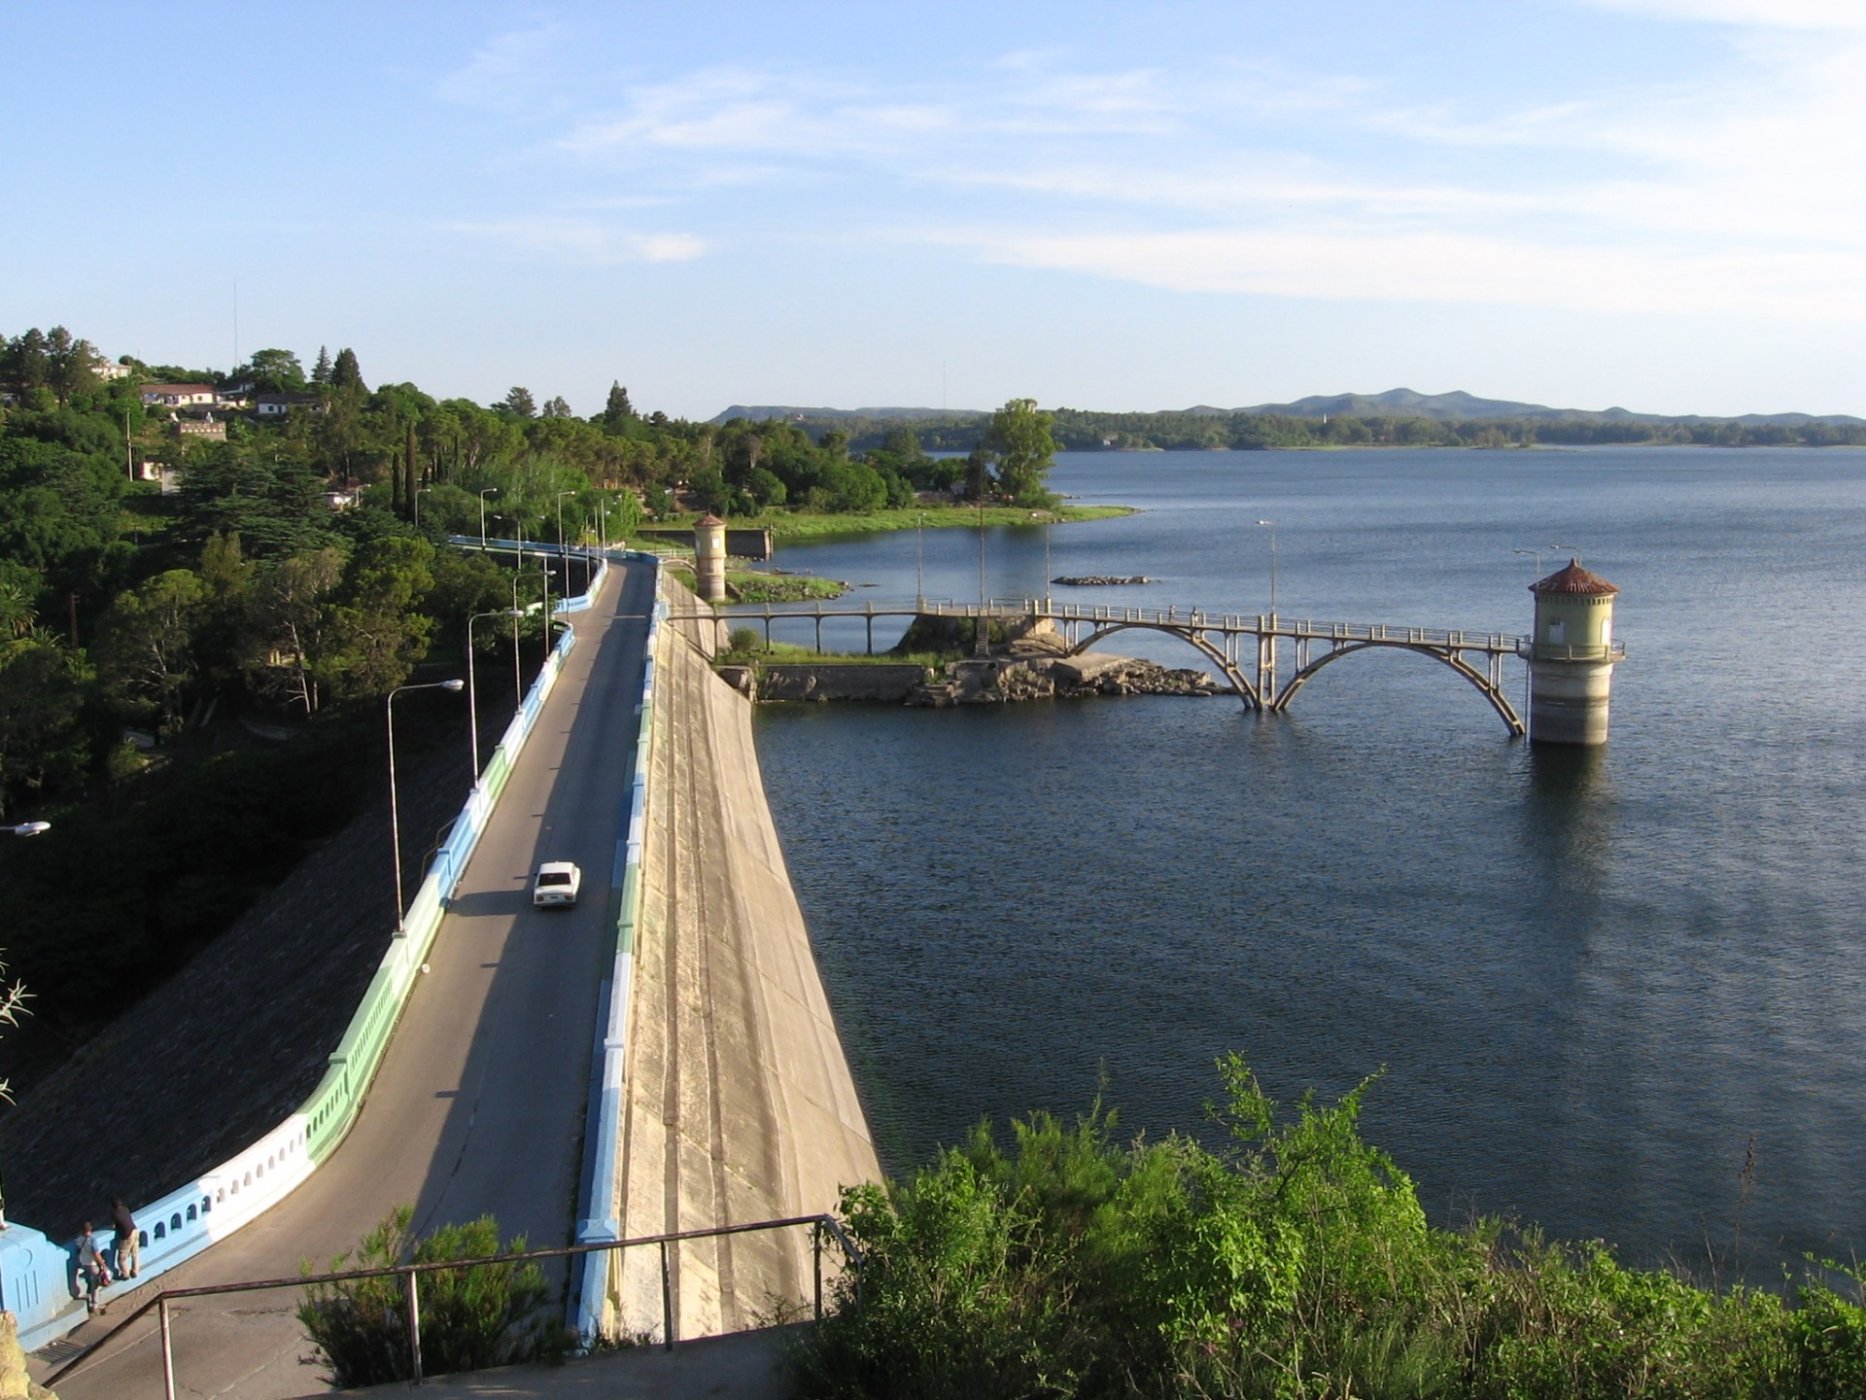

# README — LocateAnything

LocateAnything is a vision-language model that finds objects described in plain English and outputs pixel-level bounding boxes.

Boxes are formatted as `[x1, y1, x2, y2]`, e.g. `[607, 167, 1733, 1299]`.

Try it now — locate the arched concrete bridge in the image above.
[703, 597, 1531, 736]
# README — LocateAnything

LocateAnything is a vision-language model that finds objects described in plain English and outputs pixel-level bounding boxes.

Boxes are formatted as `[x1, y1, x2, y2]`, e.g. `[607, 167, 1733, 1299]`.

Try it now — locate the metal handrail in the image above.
[46, 1211, 860, 1394]
[673, 600, 1531, 654]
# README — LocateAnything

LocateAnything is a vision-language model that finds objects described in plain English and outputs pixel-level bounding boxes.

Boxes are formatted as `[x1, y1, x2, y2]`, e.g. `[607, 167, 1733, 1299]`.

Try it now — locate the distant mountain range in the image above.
[713, 390, 1863, 427]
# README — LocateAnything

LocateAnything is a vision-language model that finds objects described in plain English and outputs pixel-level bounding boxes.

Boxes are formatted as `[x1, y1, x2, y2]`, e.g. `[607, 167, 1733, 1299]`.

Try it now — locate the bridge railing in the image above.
[894, 598, 1529, 652]
[573, 562, 664, 1344]
[1521, 640, 1629, 662]
[44, 1211, 863, 1392]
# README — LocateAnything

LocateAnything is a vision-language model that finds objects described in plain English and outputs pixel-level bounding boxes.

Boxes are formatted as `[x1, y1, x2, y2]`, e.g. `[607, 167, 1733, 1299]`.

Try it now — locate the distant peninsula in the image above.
[711, 389, 1866, 452]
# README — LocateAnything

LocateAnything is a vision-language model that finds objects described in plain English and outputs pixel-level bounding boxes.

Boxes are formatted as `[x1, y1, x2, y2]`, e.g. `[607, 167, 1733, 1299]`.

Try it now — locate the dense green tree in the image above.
[0, 435, 126, 607]
[742, 466, 786, 510]
[242, 547, 345, 715]
[541, 395, 572, 419]
[318, 536, 436, 701]
[328, 347, 365, 392]
[600, 381, 635, 428]
[0, 638, 90, 816]
[44, 327, 97, 406]
[195, 532, 255, 694]
[237, 348, 307, 393]
[0, 559, 41, 640]
[177, 441, 333, 557]
[984, 398, 1058, 505]
[92, 569, 208, 733]
[499, 386, 537, 419]
[3, 329, 51, 394]
[425, 549, 509, 650]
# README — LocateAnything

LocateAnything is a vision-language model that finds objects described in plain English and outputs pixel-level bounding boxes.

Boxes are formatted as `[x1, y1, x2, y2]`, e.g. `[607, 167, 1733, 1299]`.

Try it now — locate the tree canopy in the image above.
[982, 397, 1059, 505]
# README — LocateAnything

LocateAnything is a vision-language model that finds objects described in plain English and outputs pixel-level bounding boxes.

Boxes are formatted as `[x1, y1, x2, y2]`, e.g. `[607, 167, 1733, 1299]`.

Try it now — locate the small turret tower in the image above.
[1525, 560, 1624, 745]
[693, 514, 728, 604]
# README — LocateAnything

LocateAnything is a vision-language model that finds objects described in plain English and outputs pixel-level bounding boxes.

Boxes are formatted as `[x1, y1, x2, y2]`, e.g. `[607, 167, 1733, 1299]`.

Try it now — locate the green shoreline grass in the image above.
[738, 503, 1132, 540]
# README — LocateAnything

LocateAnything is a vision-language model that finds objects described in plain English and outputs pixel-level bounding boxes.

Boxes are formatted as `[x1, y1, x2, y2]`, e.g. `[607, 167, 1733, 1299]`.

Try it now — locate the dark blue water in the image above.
[749, 448, 1866, 1279]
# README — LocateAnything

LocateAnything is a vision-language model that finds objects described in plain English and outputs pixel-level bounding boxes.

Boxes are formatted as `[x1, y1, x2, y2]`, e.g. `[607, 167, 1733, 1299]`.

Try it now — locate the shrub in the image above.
[297, 1206, 564, 1387]
[791, 1058, 1866, 1400]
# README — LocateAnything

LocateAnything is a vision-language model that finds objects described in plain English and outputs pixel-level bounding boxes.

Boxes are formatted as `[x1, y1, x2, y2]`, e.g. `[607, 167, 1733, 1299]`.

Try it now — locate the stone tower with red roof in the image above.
[1525, 559, 1624, 745]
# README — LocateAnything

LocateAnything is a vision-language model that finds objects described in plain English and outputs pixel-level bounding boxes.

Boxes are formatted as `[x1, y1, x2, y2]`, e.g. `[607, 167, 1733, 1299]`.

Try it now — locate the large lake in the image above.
[745, 446, 1866, 1280]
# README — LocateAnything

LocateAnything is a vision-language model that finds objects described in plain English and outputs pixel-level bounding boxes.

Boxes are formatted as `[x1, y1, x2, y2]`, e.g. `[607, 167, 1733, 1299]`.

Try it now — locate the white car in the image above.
[532, 861, 582, 908]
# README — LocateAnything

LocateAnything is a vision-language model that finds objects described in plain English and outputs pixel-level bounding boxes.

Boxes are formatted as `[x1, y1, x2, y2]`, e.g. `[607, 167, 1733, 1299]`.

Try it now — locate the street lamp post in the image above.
[916, 512, 925, 609]
[1044, 518, 1053, 612]
[387, 679, 465, 931]
[1513, 546, 1543, 577]
[510, 569, 524, 704]
[466, 609, 521, 780]
[976, 498, 989, 656]
[1256, 520, 1278, 618]
[478, 488, 499, 549]
[556, 491, 580, 594]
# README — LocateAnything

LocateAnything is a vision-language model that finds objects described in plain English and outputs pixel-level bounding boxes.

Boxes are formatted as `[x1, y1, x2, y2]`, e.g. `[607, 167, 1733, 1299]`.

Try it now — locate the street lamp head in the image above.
[438, 679, 465, 692]
[6, 821, 50, 836]
[1257, 519, 1274, 527]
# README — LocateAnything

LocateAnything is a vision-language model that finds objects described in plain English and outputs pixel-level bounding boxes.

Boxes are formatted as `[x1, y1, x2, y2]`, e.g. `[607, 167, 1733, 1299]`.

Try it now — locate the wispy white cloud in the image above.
[930, 224, 1866, 321]
[437, 21, 565, 109]
[510, 7, 1866, 323]
[449, 215, 707, 265]
[1584, 0, 1866, 29]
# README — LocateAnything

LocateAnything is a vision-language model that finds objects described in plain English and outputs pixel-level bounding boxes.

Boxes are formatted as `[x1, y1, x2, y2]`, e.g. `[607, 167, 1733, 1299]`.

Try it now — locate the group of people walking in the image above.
[72, 1199, 139, 1316]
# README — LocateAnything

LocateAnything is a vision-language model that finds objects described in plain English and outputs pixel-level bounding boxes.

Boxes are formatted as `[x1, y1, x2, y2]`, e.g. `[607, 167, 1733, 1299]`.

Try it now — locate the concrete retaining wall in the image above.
[594, 579, 880, 1343]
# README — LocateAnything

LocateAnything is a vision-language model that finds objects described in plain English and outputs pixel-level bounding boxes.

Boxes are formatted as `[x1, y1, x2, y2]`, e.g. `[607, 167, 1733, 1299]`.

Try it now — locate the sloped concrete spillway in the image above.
[610, 579, 880, 1339]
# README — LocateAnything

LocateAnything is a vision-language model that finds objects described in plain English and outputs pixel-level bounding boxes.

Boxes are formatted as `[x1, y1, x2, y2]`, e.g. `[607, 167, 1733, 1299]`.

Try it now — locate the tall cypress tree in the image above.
[329, 347, 364, 393]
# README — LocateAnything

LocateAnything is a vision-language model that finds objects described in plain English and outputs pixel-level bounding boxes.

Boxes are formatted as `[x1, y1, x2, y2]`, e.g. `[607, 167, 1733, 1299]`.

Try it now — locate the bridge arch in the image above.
[1272, 640, 1523, 734]
[1063, 622, 1264, 708]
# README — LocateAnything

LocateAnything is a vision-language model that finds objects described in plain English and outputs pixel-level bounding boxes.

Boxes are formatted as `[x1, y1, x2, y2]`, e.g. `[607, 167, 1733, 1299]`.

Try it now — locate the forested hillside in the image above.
[0, 333, 1059, 1078]
[770, 403, 1866, 452]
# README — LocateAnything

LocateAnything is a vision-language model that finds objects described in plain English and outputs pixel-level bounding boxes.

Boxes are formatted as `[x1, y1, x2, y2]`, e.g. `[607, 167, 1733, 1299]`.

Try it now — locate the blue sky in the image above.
[8, 0, 1864, 419]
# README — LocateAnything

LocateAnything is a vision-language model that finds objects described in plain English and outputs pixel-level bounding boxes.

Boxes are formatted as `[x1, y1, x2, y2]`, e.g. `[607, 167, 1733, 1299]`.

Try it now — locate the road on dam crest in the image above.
[49, 560, 657, 1399]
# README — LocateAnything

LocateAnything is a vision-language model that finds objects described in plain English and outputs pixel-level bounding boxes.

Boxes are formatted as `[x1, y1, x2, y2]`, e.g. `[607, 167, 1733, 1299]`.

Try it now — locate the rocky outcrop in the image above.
[1, 1310, 57, 1397]
[755, 664, 930, 702]
[905, 654, 1218, 706]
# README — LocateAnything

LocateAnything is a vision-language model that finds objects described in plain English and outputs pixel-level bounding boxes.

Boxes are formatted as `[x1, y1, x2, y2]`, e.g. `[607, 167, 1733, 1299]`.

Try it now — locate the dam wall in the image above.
[592, 576, 879, 1342]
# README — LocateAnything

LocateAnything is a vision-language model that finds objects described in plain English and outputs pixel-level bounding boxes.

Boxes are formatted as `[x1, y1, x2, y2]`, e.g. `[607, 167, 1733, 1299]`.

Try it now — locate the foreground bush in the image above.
[790, 1055, 1865, 1400]
[297, 1206, 564, 1386]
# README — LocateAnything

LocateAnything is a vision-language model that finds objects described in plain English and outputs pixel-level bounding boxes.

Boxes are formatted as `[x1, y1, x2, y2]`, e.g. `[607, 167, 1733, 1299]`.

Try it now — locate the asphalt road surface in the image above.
[45, 559, 656, 1400]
